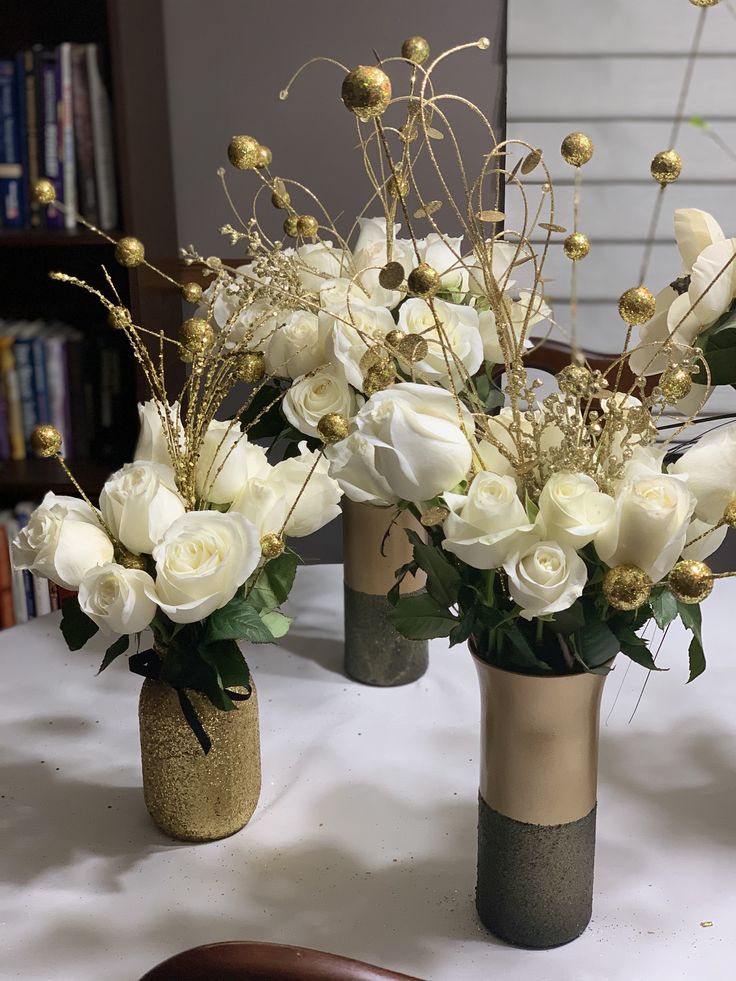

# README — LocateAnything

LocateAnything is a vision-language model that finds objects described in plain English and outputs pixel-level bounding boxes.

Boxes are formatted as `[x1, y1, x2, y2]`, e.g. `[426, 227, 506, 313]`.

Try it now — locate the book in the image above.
[32, 332, 50, 426]
[65, 331, 90, 458]
[44, 328, 73, 456]
[0, 512, 28, 625]
[57, 43, 76, 230]
[0, 330, 25, 460]
[13, 502, 36, 619]
[70, 44, 97, 225]
[0, 341, 9, 458]
[20, 49, 41, 227]
[12, 325, 39, 450]
[37, 48, 63, 228]
[0, 60, 25, 227]
[0, 524, 15, 628]
[86, 44, 117, 230]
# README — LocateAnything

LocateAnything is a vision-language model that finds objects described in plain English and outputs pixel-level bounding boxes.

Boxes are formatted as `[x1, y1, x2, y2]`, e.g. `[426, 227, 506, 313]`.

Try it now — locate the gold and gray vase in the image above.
[342, 499, 428, 686]
[138, 678, 261, 842]
[473, 655, 607, 948]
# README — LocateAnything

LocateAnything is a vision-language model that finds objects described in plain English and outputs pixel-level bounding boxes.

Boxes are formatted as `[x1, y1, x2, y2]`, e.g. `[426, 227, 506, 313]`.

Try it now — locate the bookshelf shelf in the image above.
[0, 228, 120, 247]
[0, 458, 113, 499]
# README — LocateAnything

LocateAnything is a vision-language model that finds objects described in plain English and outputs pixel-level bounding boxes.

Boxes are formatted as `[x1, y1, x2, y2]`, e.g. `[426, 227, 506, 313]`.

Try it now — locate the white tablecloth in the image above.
[1, 564, 734, 980]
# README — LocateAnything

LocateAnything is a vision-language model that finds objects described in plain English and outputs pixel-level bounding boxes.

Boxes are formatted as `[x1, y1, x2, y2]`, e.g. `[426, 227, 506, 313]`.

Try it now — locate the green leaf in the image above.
[689, 115, 709, 130]
[619, 633, 666, 672]
[389, 592, 457, 640]
[205, 596, 275, 644]
[548, 600, 585, 635]
[575, 616, 620, 668]
[60, 596, 99, 651]
[97, 634, 129, 674]
[687, 634, 706, 683]
[693, 307, 736, 384]
[412, 541, 461, 607]
[524, 494, 539, 523]
[259, 610, 292, 639]
[239, 382, 287, 440]
[449, 614, 475, 647]
[248, 551, 299, 611]
[650, 588, 678, 630]
[200, 638, 251, 691]
[677, 601, 706, 682]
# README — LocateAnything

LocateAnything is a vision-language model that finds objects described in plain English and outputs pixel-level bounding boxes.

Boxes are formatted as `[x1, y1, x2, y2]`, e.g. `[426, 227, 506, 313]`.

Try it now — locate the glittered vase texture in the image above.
[342, 500, 428, 686]
[138, 678, 261, 842]
[473, 657, 607, 948]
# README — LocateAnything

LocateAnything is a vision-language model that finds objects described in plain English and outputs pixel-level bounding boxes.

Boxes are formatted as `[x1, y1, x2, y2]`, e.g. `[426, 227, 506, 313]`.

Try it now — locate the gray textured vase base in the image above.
[476, 794, 597, 949]
[344, 584, 428, 687]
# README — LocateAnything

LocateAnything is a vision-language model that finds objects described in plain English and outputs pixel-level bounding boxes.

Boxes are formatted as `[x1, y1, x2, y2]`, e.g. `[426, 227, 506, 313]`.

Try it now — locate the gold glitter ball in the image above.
[618, 286, 656, 325]
[260, 532, 285, 559]
[603, 564, 652, 611]
[181, 281, 203, 305]
[33, 178, 56, 205]
[651, 149, 683, 185]
[401, 35, 430, 64]
[398, 333, 429, 363]
[689, 1, 719, 6]
[317, 412, 349, 444]
[30, 423, 62, 458]
[341, 65, 392, 121]
[722, 499, 736, 528]
[407, 262, 441, 298]
[115, 236, 145, 268]
[384, 328, 405, 350]
[557, 363, 593, 397]
[235, 351, 266, 383]
[561, 132, 594, 167]
[659, 366, 692, 404]
[563, 232, 590, 261]
[107, 305, 131, 330]
[255, 144, 272, 169]
[668, 559, 713, 604]
[117, 549, 148, 571]
[296, 214, 319, 237]
[421, 506, 449, 527]
[379, 262, 405, 290]
[387, 172, 409, 198]
[179, 318, 214, 359]
[283, 214, 300, 237]
[227, 134, 260, 170]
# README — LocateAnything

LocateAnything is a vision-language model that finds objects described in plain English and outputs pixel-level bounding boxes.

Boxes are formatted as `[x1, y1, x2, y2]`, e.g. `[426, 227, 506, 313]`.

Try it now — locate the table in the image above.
[1, 565, 734, 980]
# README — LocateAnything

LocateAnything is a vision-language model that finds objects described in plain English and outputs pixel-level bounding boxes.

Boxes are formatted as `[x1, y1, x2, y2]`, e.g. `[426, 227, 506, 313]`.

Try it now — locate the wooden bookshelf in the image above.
[0, 0, 182, 505]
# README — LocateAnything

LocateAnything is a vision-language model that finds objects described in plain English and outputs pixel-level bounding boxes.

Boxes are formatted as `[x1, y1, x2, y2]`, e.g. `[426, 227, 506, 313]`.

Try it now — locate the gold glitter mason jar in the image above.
[138, 677, 261, 842]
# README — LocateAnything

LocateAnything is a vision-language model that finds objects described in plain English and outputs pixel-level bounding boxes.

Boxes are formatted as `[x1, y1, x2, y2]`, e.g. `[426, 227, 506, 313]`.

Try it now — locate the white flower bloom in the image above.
[397, 297, 483, 389]
[230, 474, 288, 537]
[477, 291, 547, 364]
[78, 563, 156, 635]
[354, 382, 474, 502]
[352, 217, 413, 307]
[282, 365, 358, 439]
[419, 233, 466, 290]
[685, 238, 736, 328]
[682, 518, 727, 562]
[147, 511, 260, 623]
[630, 288, 684, 377]
[466, 241, 519, 296]
[669, 422, 736, 523]
[195, 420, 269, 505]
[674, 208, 725, 275]
[269, 442, 343, 537]
[265, 308, 329, 379]
[537, 472, 615, 550]
[290, 241, 349, 293]
[325, 430, 398, 506]
[11, 492, 114, 590]
[442, 472, 532, 569]
[134, 400, 183, 466]
[503, 538, 587, 620]
[320, 276, 373, 313]
[596, 473, 695, 582]
[100, 462, 186, 556]
[327, 302, 398, 390]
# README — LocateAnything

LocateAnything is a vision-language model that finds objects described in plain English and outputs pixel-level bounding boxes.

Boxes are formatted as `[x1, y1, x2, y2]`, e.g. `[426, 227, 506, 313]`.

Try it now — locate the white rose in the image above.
[669, 422, 736, 523]
[595, 474, 695, 582]
[674, 208, 725, 275]
[230, 474, 288, 537]
[397, 297, 483, 389]
[482, 406, 565, 467]
[325, 430, 398, 505]
[355, 382, 474, 502]
[466, 241, 519, 296]
[419, 233, 466, 290]
[100, 462, 186, 556]
[148, 511, 260, 623]
[78, 563, 156, 634]
[282, 365, 358, 439]
[269, 442, 343, 537]
[685, 238, 736, 328]
[134, 400, 183, 466]
[537, 472, 615, 550]
[265, 308, 329, 379]
[503, 538, 587, 620]
[320, 276, 373, 313]
[630, 288, 679, 377]
[327, 302, 398, 389]
[290, 241, 349, 293]
[353, 217, 413, 307]
[682, 518, 728, 562]
[195, 420, 269, 505]
[477, 291, 545, 364]
[442, 472, 532, 569]
[11, 492, 114, 590]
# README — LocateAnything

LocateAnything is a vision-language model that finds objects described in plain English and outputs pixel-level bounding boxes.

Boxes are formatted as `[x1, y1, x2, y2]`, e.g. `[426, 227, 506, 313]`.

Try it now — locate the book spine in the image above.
[66, 335, 89, 457]
[0, 516, 28, 625]
[0, 340, 25, 460]
[70, 44, 97, 224]
[0, 525, 15, 629]
[39, 50, 63, 228]
[13, 338, 38, 449]
[0, 60, 24, 228]
[32, 335, 50, 425]
[44, 335, 71, 456]
[13, 53, 29, 227]
[86, 44, 117, 230]
[33, 574, 51, 616]
[13, 508, 36, 619]
[58, 44, 76, 230]
[23, 50, 41, 227]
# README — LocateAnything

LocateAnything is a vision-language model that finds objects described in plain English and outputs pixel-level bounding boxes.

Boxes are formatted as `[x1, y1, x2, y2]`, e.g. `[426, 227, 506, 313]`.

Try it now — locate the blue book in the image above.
[38, 49, 63, 228]
[0, 60, 25, 227]
[13, 334, 38, 448]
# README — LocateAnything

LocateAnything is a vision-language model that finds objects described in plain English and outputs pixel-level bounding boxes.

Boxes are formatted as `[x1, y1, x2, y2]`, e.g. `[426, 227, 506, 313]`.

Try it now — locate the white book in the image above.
[86, 44, 118, 230]
[58, 43, 77, 231]
[32, 575, 52, 617]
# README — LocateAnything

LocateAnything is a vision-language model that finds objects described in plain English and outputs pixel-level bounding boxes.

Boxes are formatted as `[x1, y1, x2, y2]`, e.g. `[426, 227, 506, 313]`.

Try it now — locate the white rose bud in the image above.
[195, 420, 270, 505]
[269, 442, 343, 537]
[419, 232, 466, 290]
[504, 538, 587, 620]
[674, 208, 725, 275]
[12, 492, 114, 590]
[596, 474, 695, 582]
[669, 422, 736, 523]
[352, 217, 413, 308]
[78, 563, 157, 634]
[325, 431, 398, 506]
[230, 475, 288, 537]
[355, 382, 474, 503]
[537, 472, 615, 550]
[282, 365, 358, 439]
[100, 462, 186, 555]
[442, 472, 533, 569]
[327, 303, 397, 389]
[134, 400, 184, 466]
[148, 511, 261, 623]
[397, 298, 483, 389]
[265, 308, 330, 379]
[291, 241, 349, 293]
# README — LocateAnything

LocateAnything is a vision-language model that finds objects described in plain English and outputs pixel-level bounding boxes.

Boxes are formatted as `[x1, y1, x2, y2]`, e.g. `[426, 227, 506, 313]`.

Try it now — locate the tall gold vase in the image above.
[342, 500, 428, 686]
[138, 678, 261, 842]
[473, 655, 607, 948]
